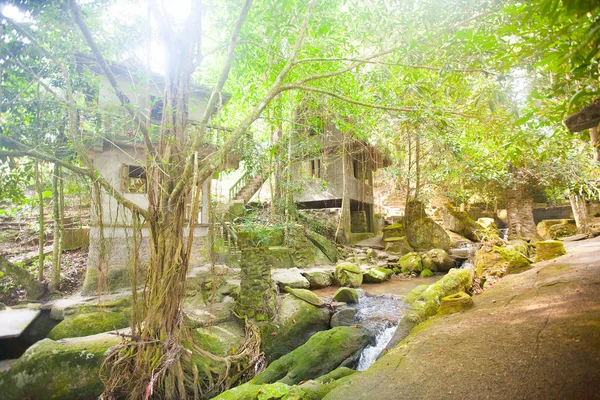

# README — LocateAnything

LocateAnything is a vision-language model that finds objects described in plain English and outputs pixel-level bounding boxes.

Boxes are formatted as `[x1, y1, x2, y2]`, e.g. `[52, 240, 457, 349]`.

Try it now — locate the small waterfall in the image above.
[357, 324, 397, 371]
[352, 293, 406, 371]
[499, 228, 509, 240]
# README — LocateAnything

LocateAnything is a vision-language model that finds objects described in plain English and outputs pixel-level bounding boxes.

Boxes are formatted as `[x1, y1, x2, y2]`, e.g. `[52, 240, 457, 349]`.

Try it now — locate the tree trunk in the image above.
[336, 135, 352, 243]
[590, 126, 599, 162]
[50, 163, 61, 292]
[569, 192, 590, 234]
[0, 255, 45, 299]
[34, 159, 45, 280]
[504, 184, 541, 241]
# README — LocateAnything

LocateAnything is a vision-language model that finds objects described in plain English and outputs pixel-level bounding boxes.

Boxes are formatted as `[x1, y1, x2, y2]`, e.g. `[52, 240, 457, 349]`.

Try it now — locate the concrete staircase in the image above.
[231, 174, 265, 204]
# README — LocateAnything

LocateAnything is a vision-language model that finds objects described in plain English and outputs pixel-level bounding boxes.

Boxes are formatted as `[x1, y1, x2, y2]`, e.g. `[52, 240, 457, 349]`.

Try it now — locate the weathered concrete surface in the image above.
[325, 237, 600, 400]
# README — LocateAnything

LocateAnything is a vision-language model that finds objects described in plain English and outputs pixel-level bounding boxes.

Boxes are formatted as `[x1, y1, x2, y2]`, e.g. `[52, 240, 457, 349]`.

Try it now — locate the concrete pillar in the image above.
[201, 178, 211, 224]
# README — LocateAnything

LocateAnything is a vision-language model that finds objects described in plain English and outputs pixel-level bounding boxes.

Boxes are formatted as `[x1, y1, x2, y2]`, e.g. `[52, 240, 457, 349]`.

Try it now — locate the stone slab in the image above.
[0, 309, 40, 339]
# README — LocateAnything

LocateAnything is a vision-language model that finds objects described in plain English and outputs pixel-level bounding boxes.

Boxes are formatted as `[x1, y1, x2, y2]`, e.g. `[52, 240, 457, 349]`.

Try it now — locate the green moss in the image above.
[437, 291, 474, 315]
[383, 236, 413, 255]
[363, 267, 393, 283]
[425, 249, 455, 272]
[474, 246, 532, 277]
[333, 287, 359, 303]
[382, 223, 405, 240]
[285, 287, 326, 307]
[267, 246, 295, 269]
[406, 217, 451, 251]
[404, 284, 430, 304]
[398, 252, 423, 275]
[306, 230, 338, 263]
[0, 333, 120, 400]
[48, 309, 130, 340]
[260, 296, 330, 362]
[253, 327, 369, 386]
[420, 269, 433, 277]
[191, 321, 244, 356]
[333, 262, 362, 287]
[81, 265, 142, 295]
[534, 240, 567, 262]
[403, 268, 473, 325]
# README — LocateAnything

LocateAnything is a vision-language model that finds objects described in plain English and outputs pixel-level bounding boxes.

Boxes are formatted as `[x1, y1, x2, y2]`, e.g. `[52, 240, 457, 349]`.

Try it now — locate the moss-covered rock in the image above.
[507, 239, 529, 257]
[398, 252, 423, 275]
[306, 230, 338, 263]
[267, 246, 295, 269]
[437, 291, 474, 315]
[425, 248, 455, 272]
[286, 225, 319, 267]
[0, 332, 120, 400]
[536, 219, 576, 240]
[285, 287, 326, 307]
[420, 269, 433, 277]
[214, 367, 359, 400]
[382, 223, 405, 240]
[48, 309, 130, 340]
[383, 236, 413, 255]
[253, 326, 370, 385]
[474, 246, 532, 277]
[534, 240, 567, 262]
[404, 284, 430, 304]
[362, 267, 393, 283]
[191, 321, 244, 356]
[440, 204, 490, 242]
[548, 222, 577, 240]
[238, 226, 285, 247]
[236, 247, 277, 321]
[406, 217, 451, 251]
[420, 253, 436, 271]
[260, 295, 331, 362]
[389, 268, 473, 348]
[333, 262, 363, 288]
[302, 271, 333, 289]
[333, 287, 359, 304]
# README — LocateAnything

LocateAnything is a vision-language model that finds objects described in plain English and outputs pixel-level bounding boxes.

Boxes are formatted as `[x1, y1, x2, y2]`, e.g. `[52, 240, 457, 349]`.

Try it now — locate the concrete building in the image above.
[76, 55, 237, 293]
[252, 121, 390, 237]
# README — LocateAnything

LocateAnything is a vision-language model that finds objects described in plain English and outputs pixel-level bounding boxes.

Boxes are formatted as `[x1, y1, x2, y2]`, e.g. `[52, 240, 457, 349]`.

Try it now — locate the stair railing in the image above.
[229, 171, 252, 201]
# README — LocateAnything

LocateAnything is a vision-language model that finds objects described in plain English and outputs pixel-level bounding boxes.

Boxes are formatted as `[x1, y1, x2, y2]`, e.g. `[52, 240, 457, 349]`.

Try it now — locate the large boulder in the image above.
[424, 249, 455, 272]
[285, 287, 326, 307]
[406, 217, 451, 251]
[266, 246, 295, 269]
[331, 308, 357, 327]
[437, 291, 474, 315]
[363, 267, 393, 283]
[383, 236, 413, 255]
[47, 295, 134, 340]
[474, 246, 532, 277]
[536, 219, 576, 240]
[260, 295, 331, 362]
[548, 222, 577, 240]
[388, 268, 473, 348]
[253, 326, 370, 385]
[0, 332, 120, 400]
[398, 252, 423, 275]
[382, 223, 405, 240]
[534, 240, 567, 262]
[272, 268, 310, 291]
[333, 262, 363, 288]
[302, 270, 333, 289]
[333, 287, 359, 304]
[306, 230, 339, 263]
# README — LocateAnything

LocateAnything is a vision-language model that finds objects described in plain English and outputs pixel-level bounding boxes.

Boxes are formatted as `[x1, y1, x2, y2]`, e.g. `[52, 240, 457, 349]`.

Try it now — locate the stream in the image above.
[314, 276, 442, 370]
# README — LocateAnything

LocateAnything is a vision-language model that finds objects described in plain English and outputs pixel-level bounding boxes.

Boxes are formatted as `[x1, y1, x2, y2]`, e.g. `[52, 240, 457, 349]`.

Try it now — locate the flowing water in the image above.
[313, 276, 443, 371]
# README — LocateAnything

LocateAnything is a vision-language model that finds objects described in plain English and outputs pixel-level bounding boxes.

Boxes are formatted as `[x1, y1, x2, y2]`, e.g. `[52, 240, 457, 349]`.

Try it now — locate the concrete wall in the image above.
[83, 225, 208, 294]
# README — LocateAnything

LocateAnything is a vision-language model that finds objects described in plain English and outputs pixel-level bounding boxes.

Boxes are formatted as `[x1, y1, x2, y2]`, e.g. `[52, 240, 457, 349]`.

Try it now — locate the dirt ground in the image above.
[325, 237, 600, 400]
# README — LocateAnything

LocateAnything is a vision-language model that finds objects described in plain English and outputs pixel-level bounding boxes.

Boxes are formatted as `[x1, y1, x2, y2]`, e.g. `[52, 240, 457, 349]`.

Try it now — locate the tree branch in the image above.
[68, 0, 158, 159]
[168, 0, 255, 208]
[279, 84, 478, 118]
